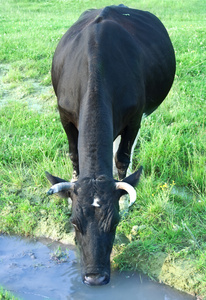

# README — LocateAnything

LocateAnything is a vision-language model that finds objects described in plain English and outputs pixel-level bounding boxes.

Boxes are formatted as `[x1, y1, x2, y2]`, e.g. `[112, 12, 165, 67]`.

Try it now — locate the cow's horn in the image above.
[115, 182, 137, 207]
[47, 182, 75, 195]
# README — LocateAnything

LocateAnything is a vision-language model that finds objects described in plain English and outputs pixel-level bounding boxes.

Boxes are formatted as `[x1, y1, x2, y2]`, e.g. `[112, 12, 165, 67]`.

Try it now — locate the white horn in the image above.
[116, 182, 137, 207]
[47, 182, 75, 195]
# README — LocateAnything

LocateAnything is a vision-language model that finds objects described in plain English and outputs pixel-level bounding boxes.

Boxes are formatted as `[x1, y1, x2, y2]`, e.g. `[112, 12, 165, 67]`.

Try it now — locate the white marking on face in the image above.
[91, 197, 100, 207]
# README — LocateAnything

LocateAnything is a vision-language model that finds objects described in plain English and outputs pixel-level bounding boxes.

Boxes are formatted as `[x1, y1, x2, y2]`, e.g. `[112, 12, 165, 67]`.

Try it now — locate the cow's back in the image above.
[52, 5, 175, 128]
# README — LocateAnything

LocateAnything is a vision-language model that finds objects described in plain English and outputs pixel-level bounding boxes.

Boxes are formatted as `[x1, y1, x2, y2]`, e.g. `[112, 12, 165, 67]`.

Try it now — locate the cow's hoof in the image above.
[71, 171, 79, 182]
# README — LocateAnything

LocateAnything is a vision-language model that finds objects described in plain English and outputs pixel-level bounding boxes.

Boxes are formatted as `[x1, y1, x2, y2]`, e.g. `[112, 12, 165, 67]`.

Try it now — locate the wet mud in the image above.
[0, 235, 196, 300]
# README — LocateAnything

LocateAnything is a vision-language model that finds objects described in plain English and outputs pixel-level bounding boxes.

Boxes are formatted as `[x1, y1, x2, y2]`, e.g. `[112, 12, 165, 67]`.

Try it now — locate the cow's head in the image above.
[46, 167, 142, 285]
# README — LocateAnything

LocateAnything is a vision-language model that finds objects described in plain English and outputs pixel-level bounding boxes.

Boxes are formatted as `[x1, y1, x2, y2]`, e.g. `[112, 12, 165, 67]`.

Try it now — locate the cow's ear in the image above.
[122, 166, 143, 187]
[45, 171, 68, 184]
[45, 171, 73, 198]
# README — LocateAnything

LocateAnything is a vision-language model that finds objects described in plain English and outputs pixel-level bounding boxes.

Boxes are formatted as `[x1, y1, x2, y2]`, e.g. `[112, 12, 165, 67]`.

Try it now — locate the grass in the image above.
[0, 287, 19, 300]
[50, 246, 70, 263]
[0, 0, 205, 298]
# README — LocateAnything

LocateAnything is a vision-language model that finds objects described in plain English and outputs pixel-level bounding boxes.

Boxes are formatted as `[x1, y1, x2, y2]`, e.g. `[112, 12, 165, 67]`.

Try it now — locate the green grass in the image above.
[0, 287, 19, 300]
[0, 0, 206, 298]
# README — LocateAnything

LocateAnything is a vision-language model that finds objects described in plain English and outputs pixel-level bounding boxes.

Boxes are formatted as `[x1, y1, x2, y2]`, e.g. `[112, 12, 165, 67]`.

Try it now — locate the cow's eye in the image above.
[70, 217, 79, 231]
[72, 222, 79, 231]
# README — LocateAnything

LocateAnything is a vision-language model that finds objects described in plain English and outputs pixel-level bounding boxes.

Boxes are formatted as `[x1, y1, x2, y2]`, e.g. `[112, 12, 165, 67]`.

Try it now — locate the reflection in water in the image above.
[0, 235, 195, 300]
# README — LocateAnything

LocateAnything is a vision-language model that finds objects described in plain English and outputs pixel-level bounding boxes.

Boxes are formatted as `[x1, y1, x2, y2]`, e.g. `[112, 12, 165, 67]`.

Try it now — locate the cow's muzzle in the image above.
[84, 272, 110, 286]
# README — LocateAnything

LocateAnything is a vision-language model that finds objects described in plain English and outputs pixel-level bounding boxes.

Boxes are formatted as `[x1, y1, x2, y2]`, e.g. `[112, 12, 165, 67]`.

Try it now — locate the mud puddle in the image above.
[0, 235, 196, 300]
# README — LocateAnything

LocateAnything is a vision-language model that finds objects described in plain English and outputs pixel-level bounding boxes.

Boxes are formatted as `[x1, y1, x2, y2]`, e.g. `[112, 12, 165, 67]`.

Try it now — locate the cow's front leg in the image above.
[67, 124, 79, 182]
[115, 152, 130, 180]
[61, 119, 79, 182]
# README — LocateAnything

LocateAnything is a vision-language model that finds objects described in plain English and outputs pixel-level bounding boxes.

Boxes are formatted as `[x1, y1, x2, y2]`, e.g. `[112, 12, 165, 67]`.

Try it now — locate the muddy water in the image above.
[0, 235, 195, 300]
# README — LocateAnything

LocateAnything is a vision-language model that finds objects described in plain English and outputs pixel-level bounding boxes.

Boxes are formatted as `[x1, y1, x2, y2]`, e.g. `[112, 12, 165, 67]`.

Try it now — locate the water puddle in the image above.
[0, 235, 196, 300]
[0, 64, 53, 112]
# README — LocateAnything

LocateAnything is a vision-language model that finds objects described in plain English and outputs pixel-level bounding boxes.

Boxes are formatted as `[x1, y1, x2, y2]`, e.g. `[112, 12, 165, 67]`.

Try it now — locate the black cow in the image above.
[46, 5, 175, 285]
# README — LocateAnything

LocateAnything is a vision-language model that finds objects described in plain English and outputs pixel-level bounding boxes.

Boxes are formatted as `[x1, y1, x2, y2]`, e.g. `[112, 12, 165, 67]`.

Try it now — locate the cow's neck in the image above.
[78, 93, 113, 179]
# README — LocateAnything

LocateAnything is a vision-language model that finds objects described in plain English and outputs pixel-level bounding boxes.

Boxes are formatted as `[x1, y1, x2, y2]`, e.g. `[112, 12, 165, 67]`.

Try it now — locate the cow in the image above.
[46, 5, 176, 286]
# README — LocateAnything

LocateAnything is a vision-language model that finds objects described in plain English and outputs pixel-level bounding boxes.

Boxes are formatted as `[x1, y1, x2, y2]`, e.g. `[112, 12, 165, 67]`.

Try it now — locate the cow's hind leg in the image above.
[113, 136, 121, 178]
[127, 131, 140, 175]
[115, 124, 140, 180]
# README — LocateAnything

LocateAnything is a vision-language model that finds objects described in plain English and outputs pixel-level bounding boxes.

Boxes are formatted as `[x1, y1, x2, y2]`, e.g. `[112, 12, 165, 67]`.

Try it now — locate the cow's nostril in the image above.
[84, 273, 109, 286]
